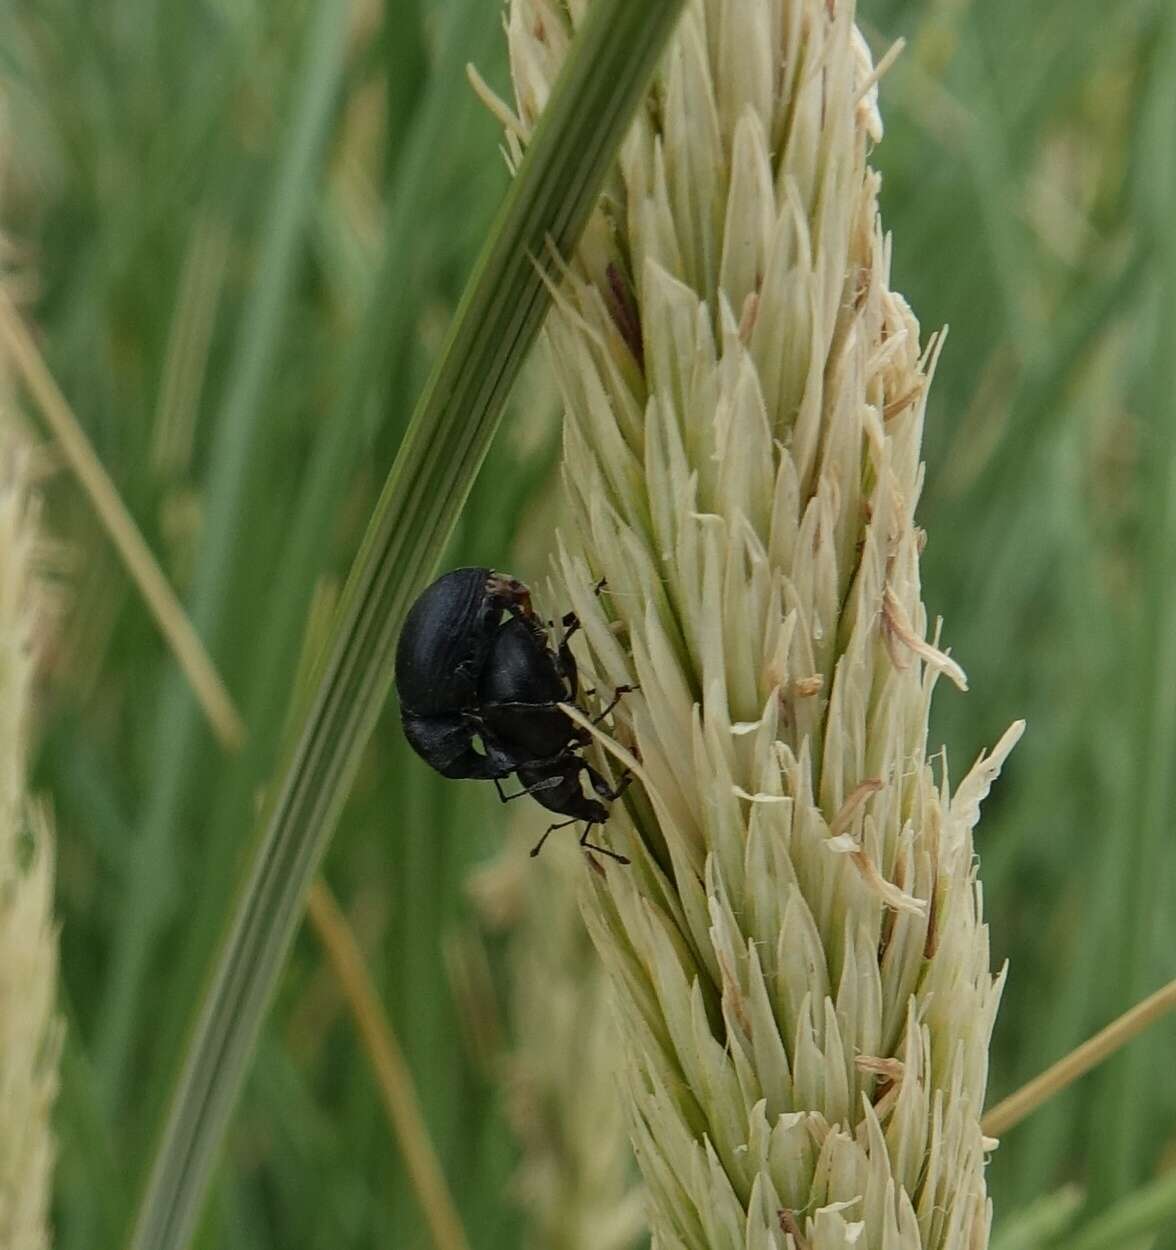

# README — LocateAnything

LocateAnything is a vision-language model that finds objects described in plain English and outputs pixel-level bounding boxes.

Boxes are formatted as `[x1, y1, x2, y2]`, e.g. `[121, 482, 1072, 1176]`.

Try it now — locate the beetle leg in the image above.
[555, 585, 610, 697]
[445, 744, 518, 780]
[403, 712, 517, 780]
[494, 774, 565, 804]
[430, 746, 514, 781]
[559, 648, 580, 701]
[579, 822, 631, 865]
[584, 762, 633, 803]
[530, 817, 578, 858]
[480, 699, 565, 714]
[591, 684, 637, 724]
[555, 614, 582, 700]
[460, 712, 523, 777]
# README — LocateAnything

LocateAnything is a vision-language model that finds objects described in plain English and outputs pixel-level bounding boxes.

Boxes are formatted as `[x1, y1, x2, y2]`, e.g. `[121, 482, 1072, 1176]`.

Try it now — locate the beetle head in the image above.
[486, 570, 534, 617]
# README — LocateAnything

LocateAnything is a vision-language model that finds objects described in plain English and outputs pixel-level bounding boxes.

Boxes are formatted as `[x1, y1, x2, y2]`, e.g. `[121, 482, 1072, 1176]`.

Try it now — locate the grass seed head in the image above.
[0, 428, 60, 1250]
[501, 2, 1021, 1247]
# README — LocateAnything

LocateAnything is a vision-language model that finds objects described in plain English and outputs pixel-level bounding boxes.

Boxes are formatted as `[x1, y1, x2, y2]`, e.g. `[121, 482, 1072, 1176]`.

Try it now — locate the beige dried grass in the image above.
[0, 419, 60, 1250]
[494, 1, 1023, 1246]
[1, 98, 59, 1250]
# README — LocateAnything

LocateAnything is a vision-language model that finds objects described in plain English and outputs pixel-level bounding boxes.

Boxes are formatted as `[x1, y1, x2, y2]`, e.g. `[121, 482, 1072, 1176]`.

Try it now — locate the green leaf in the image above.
[94, 0, 353, 1115]
[1066, 1173, 1176, 1250]
[990, 1187, 1084, 1250]
[126, 2, 687, 1248]
[1101, 10, 1176, 1197]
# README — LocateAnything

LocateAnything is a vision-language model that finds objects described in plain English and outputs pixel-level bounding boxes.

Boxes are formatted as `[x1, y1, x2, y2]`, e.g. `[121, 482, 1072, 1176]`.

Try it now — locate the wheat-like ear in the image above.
[0, 421, 61, 1250]
[499, 2, 1022, 1246]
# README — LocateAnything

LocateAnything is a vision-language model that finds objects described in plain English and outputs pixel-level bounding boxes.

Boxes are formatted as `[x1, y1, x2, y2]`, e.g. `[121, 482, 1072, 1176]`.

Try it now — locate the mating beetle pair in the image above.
[394, 567, 633, 863]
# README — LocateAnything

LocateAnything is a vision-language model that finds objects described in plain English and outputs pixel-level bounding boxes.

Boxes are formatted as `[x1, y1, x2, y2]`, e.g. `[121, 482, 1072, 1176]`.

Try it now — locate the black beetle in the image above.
[394, 567, 632, 863]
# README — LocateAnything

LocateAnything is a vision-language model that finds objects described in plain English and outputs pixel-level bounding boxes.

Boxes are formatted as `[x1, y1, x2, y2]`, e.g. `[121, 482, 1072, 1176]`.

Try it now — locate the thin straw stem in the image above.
[0, 289, 245, 751]
[982, 975, 1176, 1138]
[306, 881, 472, 1250]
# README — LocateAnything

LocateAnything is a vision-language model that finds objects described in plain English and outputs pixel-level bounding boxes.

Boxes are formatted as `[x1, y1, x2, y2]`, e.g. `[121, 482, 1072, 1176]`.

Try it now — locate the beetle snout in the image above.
[486, 570, 533, 616]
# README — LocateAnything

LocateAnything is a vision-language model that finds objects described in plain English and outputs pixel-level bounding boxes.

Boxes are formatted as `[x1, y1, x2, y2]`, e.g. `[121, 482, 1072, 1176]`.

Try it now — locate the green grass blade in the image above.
[1066, 1173, 1176, 1250]
[990, 1188, 1084, 1250]
[94, 0, 352, 1112]
[127, 3, 686, 1248]
[1101, 7, 1176, 1197]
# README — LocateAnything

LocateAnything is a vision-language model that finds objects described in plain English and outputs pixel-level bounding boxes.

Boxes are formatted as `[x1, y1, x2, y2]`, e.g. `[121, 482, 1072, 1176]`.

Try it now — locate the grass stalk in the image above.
[0, 289, 244, 750]
[127, 4, 686, 1247]
[304, 880, 471, 1250]
[982, 976, 1176, 1139]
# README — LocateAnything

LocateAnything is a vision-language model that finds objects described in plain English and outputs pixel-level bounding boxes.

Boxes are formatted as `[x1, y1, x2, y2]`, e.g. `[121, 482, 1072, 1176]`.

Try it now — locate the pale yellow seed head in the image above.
[501, 2, 1021, 1247]
[0, 428, 60, 1250]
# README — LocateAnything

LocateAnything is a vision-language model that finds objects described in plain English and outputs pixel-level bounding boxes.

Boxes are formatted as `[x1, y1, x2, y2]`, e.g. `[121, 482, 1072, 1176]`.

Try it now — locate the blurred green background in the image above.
[1, 0, 1173, 1246]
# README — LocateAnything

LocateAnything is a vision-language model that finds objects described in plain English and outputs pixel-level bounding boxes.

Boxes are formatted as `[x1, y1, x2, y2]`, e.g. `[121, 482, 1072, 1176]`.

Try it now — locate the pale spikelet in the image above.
[474, 838, 646, 1250]
[1, 102, 59, 1226]
[0, 427, 60, 1250]
[498, 2, 1021, 1247]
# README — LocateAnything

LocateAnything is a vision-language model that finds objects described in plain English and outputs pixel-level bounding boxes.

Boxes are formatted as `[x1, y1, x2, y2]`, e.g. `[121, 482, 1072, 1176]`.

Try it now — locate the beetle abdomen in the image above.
[516, 760, 608, 823]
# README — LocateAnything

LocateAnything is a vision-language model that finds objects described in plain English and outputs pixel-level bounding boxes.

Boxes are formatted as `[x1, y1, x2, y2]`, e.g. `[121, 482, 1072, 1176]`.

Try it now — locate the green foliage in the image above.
[2, 0, 1174, 1247]
[872, 0, 1176, 1240]
[6, 1, 522, 1246]
[127, 0, 685, 1244]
